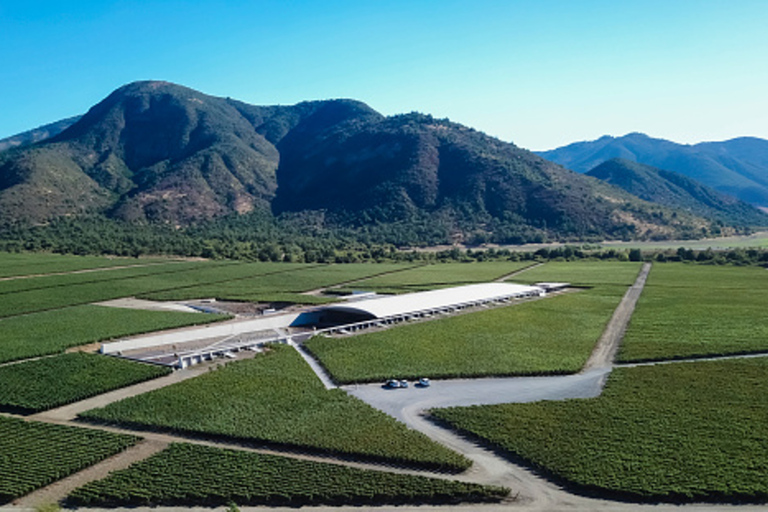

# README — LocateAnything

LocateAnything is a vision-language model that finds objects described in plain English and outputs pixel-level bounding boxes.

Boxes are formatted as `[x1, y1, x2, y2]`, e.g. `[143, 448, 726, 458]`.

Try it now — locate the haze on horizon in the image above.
[1, 0, 766, 151]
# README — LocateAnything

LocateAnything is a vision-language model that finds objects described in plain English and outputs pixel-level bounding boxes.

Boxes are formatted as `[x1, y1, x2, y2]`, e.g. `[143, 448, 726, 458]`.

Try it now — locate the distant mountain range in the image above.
[0, 82, 764, 246]
[586, 159, 767, 227]
[538, 133, 768, 208]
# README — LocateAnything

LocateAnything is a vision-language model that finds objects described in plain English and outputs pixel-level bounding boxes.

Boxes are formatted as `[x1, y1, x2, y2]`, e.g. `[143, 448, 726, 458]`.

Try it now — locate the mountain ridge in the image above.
[586, 158, 768, 227]
[0, 81, 748, 245]
[538, 133, 768, 207]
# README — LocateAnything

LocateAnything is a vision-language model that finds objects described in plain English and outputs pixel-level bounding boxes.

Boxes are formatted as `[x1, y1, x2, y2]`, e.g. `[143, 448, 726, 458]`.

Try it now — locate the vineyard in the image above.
[138, 262, 416, 302]
[305, 285, 626, 383]
[0, 416, 138, 504]
[510, 261, 643, 286]
[619, 263, 768, 362]
[68, 443, 507, 506]
[80, 346, 469, 471]
[0, 260, 308, 318]
[0, 305, 228, 364]
[336, 261, 533, 292]
[0, 252, 166, 278]
[0, 260, 207, 296]
[0, 353, 171, 412]
[432, 358, 768, 501]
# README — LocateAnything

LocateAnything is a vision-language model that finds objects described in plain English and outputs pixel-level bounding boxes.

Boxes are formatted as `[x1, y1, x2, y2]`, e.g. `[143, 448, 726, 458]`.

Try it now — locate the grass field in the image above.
[510, 261, 643, 286]
[68, 443, 507, 507]
[139, 263, 416, 302]
[432, 358, 768, 502]
[619, 263, 768, 362]
[0, 353, 171, 412]
[305, 286, 626, 383]
[341, 262, 534, 292]
[80, 346, 469, 471]
[0, 252, 167, 278]
[0, 305, 228, 364]
[0, 416, 138, 504]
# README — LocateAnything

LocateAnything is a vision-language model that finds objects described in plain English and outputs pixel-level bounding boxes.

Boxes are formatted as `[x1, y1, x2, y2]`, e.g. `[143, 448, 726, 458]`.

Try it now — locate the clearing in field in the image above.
[619, 263, 768, 362]
[433, 358, 768, 502]
[68, 443, 507, 507]
[0, 353, 171, 413]
[0, 305, 228, 364]
[80, 345, 469, 471]
[304, 286, 627, 383]
[0, 416, 138, 505]
[510, 261, 643, 286]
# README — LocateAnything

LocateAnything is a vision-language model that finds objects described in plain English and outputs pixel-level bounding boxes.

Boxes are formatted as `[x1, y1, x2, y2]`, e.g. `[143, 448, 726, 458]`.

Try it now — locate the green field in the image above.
[0, 261, 307, 318]
[0, 252, 167, 278]
[0, 260, 209, 296]
[511, 261, 643, 286]
[305, 286, 626, 383]
[0, 353, 171, 412]
[433, 358, 768, 502]
[619, 264, 768, 362]
[341, 261, 534, 291]
[0, 305, 228, 364]
[80, 346, 468, 471]
[0, 416, 138, 504]
[68, 443, 506, 507]
[140, 263, 416, 302]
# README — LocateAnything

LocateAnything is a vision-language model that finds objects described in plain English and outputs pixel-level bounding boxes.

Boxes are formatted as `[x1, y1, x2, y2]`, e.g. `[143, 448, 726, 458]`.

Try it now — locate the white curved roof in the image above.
[326, 282, 543, 319]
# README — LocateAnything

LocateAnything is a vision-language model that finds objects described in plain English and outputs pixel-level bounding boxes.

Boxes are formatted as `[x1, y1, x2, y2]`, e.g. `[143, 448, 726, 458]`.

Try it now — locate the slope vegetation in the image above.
[539, 133, 768, 207]
[586, 158, 768, 227]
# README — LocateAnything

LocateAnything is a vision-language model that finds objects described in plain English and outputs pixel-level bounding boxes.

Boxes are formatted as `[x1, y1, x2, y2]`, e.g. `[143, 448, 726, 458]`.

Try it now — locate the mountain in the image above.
[586, 159, 768, 227]
[0, 116, 81, 153]
[0, 81, 731, 244]
[538, 133, 768, 208]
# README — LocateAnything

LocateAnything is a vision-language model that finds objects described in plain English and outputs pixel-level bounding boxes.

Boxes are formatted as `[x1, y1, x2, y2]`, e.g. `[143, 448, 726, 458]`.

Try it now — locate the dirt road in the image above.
[581, 262, 651, 371]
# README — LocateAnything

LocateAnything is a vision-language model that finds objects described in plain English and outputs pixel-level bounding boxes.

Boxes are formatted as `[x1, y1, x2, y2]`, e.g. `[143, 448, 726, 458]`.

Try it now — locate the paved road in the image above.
[344, 369, 609, 423]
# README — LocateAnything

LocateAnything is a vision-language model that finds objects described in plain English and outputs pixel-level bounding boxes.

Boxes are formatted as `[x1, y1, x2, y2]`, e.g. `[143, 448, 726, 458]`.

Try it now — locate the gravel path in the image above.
[581, 262, 651, 371]
[0, 261, 175, 282]
[12, 439, 169, 508]
[30, 366, 209, 422]
[495, 262, 542, 282]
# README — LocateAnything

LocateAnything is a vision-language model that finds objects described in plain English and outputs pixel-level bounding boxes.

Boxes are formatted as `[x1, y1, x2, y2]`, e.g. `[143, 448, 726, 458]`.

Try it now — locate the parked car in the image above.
[384, 379, 401, 389]
[417, 377, 431, 387]
[399, 380, 409, 388]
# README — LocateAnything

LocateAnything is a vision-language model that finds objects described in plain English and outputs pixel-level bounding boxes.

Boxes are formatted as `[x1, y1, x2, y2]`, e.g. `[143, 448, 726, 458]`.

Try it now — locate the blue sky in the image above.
[1, 0, 766, 150]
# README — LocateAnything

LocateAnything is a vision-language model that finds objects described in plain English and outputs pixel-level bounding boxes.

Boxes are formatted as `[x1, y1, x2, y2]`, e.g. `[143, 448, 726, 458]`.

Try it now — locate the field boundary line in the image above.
[581, 262, 651, 372]
[289, 338, 337, 389]
[495, 262, 543, 282]
[29, 366, 210, 422]
[0, 261, 179, 282]
[301, 263, 425, 296]
[617, 350, 768, 368]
